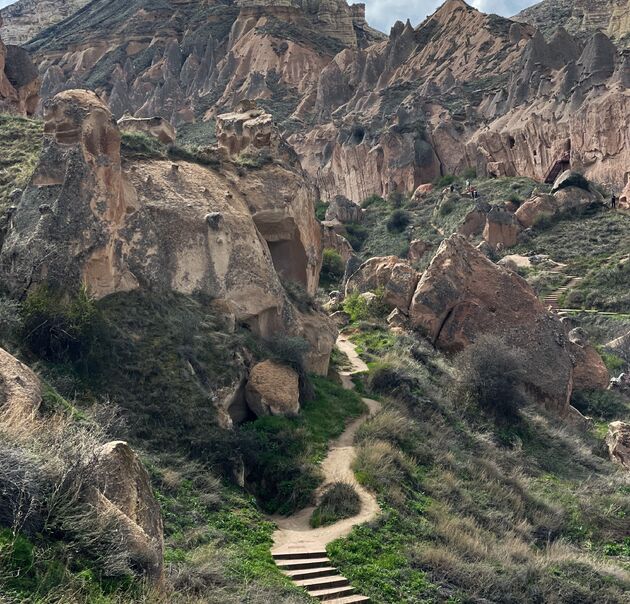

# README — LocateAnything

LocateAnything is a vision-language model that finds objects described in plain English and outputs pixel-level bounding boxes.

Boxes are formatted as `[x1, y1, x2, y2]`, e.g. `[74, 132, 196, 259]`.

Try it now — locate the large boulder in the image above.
[606, 421, 630, 471]
[325, 195, 364, 224]
[346, 256, 420, 312]
[483, 206, 522, 249]
[117, 115, 176, 144]
[245, 360, 300, 417]
[570, 343, 610, 391]
[89, 442, 164, 581]
[515, 194, 556, 228]
[552, 170, 591, 193]
[409, 235, 575, 413]
[408, 239, 432, 263]
[0, 347, 41, 425]
[619, 181, 630, 210]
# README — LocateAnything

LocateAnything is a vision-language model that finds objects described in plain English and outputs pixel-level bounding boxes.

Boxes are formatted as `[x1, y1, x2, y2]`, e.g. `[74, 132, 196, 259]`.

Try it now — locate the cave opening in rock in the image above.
[352, 126, 365, 145]
[268, 239, 308, 290]
[508, 135, 516, 149]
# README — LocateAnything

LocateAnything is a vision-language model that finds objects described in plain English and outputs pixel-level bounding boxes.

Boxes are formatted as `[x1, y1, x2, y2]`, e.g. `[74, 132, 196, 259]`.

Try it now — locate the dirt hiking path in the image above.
[271, 334, 382, 554]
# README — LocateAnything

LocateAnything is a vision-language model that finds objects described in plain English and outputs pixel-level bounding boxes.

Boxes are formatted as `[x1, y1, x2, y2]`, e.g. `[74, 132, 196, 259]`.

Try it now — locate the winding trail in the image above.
[271, 335, 381, 601]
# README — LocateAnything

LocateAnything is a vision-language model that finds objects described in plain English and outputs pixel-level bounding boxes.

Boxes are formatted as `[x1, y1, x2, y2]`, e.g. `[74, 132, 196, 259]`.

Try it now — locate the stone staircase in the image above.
[543, 276, 582, 310]
[273, 550, 370, 603]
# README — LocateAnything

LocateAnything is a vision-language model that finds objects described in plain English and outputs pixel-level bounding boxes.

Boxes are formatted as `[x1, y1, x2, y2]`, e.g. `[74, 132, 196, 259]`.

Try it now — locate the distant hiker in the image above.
[465, 179, 471, 189]
[611, 194, 617, 209]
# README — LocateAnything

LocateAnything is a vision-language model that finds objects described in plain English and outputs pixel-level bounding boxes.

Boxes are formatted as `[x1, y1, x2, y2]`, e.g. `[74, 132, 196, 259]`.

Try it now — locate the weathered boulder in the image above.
[89, 442, 164, 581]
[410, 235, 575, 413]
[570, 337, 610, 391]
[118, 115, 176, 144]
[606, 421, 630, 471]
[346, 256, 420, 312]
[0, 346, 41, 425]
[553, 186, 602, 212]
[552, 170, 591, 193]
[412, 183, 434, 199]
[515, 194, 556, 228]
[0, 19, 39, 115]
[387, 307, 408, 330]
[245, 360, 300, 417]
[620, 181, 630, 210]
[325, 195, 363, 224]
[458, 205, 489, 237]
[483, 206, 522, 249]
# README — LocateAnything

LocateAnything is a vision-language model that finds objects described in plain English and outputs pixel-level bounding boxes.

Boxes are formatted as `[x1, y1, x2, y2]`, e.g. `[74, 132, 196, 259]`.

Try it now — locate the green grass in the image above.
[325, 325, 630, 603]
[0, 114, 43, 212]
[239, 377, 366, 514]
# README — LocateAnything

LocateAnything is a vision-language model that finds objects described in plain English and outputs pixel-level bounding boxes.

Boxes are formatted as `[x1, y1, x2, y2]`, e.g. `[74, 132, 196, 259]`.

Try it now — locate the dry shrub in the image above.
[356, 407, 410, 446]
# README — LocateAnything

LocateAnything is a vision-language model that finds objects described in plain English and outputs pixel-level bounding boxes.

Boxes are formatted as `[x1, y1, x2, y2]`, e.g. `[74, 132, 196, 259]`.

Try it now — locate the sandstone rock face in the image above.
[245, 360, 300, 417]
[620, 180, 630, 209]
[217, 103, 283, 157]
[410, 235, 575, 413]
[0, 0, 89, 46]
[90, 441, 164, 581]
[0, 18, 39, 115]
[0, 90, 334, 375]
[483, 207, 522, 250]
[346, 256, 420, 312]
[606, 421, 630, 470]
[118, 116, 176, 144]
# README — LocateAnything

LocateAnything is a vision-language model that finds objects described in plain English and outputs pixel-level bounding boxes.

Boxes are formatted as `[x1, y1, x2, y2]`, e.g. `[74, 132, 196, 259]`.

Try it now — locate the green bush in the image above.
[21, 286, 103, 367]
[434, 175, 456, 188]
[345, 223, 369, 251]
[315, 201, 329, 221]
[120, 131, 165, 159]
[310, 483, 361, 528]
[321, 248, 345, 286]
[0, 296, 22, 347]
[463, 167, 477, 180]
[451, 335, 527, 421]
[361, 194, 385, 209]
[343, 293, 370, 323]
[386, 209, 411, 233]
[387, 191, 405, 209]
[570, 390, 627, 421]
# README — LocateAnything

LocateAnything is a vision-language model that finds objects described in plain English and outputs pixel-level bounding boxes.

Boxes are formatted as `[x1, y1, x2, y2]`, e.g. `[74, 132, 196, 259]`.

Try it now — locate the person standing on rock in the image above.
[611, 194, 617, 209]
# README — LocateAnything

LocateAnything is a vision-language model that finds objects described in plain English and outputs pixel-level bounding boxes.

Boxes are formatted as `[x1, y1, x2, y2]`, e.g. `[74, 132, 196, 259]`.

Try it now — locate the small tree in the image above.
[321, 249, 344, 285]
[387, 209, 411, 233]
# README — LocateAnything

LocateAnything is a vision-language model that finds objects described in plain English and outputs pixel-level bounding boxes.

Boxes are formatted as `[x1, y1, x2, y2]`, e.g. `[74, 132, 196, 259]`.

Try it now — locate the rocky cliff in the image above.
[0, 0, 90, 46]
[0, 16, 39, 115]
[515, 0, 630, 48]
[16, 0, 630, 196]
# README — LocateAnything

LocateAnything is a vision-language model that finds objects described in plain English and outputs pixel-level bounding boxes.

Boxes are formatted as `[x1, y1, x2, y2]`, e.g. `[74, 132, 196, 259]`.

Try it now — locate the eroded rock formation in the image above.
[0, 90, 335, 374]
[0, 18, 39, 115]
[606, 421, 630, 470]
[245, 360, 300, 417]
[409, 234, 605, 414]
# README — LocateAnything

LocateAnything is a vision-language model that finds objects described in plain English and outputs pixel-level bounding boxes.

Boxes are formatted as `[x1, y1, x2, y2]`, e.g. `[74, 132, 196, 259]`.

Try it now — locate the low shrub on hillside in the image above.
[310, 482, 361, 528]
[433, 174, 456, 188]
[281, 280, 318, 313]
[21, 286, 104, 369]
[451, 335, 527, 421]
[344, 223, 369, 251]
[386, 209, 411, 233]
[321, 248, 345, 286]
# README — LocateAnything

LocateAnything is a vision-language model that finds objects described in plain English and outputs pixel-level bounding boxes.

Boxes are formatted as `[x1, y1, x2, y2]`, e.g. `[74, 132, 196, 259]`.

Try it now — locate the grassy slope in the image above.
[0, 114, 43, 213]
[325, 324, 630, 604]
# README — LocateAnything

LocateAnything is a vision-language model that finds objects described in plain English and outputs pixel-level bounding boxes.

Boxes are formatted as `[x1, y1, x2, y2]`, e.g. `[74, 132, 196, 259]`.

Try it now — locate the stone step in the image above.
[296, 574, 350, 591]
[285, 566, 338, 581]
[327, 595, 371, 603]
[307, 585, 356, 601]
[273, 550, 328, 561]
[276, 557, 331, 571]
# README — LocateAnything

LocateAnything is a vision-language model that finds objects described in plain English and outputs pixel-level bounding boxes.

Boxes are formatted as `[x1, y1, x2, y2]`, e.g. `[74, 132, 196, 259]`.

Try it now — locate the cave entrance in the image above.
[268, 239, 308, 290]
[544, 152, 571, 184]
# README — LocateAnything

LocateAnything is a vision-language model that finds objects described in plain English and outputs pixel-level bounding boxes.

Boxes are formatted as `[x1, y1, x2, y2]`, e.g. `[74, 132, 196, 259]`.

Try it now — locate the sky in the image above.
[0, 0, 540, 31]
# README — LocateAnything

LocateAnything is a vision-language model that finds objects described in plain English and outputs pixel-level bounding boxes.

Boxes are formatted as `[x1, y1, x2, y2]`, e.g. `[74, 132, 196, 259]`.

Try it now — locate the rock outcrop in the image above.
[245, 360, 300, 417]
[409, 235, 576, 414]
[0, 18, 39, 115]
[0, 347, 164, 580]
[118, 116, 176, 144]
[325, 195, 364, 224]
[89, 441, 164, 581]
[346, 256, 420, 312]
[483, 207, 522, 250]
[606, 421, 630, 470]
[0, 90, 334, 374]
